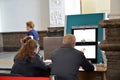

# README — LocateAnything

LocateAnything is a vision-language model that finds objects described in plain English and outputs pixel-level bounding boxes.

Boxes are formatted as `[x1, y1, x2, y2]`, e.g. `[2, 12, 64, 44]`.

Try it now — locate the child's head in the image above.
[22, 36, 32, 44]
[20, 36, 32, 46]
[15, 39, 39, 60]
[26, 21, 34, 31]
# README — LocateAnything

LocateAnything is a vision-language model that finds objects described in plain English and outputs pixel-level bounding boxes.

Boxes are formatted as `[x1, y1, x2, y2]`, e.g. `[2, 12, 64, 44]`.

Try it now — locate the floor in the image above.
[0, 52, 15, 68]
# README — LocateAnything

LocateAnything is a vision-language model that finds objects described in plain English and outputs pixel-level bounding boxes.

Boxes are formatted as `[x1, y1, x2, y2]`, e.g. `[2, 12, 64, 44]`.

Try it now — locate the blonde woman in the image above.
[26, 21, 39, 42]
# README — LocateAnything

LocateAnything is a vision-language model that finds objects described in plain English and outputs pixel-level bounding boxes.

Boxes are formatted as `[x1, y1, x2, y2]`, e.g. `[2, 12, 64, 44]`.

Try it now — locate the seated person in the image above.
[21, 36, 44, 60]
[20, 36, 32, 46]
[50, 34, 94, 80]
[11, 39, 50, 77]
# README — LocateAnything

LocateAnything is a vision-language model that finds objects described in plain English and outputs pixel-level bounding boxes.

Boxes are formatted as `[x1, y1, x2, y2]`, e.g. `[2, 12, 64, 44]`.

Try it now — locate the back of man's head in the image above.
[63, 34, 76, 47]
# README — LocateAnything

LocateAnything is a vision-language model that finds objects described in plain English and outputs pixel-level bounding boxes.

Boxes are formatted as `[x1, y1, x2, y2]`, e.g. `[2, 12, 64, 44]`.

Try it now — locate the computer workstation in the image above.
[72, 27, 107, 80]
[44, 27, 106, 66]
[72, 26, 98, 63]
[43, 27, 107, 80]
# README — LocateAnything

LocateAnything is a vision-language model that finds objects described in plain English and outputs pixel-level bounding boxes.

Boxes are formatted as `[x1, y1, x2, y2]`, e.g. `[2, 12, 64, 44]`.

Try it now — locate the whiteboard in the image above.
[0, 0, 48, 32]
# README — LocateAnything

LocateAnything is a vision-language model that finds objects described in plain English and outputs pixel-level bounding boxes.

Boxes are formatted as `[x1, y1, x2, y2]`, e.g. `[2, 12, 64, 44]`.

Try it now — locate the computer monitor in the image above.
[72, 28, 97, 42]
[75, 45, 96, 58]
[72, 27, 98, 63]
[75, 45, 97, 63]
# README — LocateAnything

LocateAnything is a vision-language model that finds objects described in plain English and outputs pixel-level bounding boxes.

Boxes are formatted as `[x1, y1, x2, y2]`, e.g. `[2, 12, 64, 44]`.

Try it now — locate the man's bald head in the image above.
[63, 34, 76, 47]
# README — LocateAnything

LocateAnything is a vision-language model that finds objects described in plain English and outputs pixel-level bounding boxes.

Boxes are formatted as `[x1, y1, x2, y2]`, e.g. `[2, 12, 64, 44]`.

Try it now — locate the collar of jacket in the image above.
[61, 44, 73, 48]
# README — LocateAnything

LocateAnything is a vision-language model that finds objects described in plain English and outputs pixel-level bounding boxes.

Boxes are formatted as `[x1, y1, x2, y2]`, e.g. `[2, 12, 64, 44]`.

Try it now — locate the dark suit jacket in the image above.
[50, 44, 94, 80]
[11, 54, 50, 77]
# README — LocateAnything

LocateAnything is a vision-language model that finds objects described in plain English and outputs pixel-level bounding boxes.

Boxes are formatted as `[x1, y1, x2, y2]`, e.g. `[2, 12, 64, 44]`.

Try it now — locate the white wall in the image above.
[81, 0, 96, 14]
[96, 0, 110, 13]
[65, 0, 80, 15]
[81, 0, 110, 14]
[39, 0, 49, 30]
[0, 0, 3, 32]
[0, 0, 49, 32]
[110, 0, 120, 19]
[0, 0, 81, 32]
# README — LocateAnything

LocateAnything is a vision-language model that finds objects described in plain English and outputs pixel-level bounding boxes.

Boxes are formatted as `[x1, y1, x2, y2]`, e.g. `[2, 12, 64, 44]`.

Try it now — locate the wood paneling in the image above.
[1, 31, 47, 51]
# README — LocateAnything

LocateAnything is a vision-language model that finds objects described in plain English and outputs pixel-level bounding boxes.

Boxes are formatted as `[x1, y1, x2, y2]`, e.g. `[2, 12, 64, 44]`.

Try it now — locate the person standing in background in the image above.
[26, 21, 43, 58]
[26, 21, 39, 42]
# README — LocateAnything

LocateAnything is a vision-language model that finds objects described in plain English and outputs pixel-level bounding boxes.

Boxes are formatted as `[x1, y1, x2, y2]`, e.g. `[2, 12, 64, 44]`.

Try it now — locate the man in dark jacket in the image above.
[50, 34, 94, 80]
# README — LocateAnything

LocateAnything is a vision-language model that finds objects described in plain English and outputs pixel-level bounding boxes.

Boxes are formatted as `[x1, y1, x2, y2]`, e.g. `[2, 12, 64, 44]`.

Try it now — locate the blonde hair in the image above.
[63, 34, 76, 47]
[26, 21, 35, 28]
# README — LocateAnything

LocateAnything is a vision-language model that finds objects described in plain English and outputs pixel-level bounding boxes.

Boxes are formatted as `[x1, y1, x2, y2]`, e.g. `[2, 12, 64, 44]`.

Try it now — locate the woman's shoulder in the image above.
[14, 57, 29, 64]
[35, 53, 40, 57]
[33, 54, 43, 61]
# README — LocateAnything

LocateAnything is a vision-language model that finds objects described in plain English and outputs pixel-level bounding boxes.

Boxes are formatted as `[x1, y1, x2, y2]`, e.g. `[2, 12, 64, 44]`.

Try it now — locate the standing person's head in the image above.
[26, 21, 35, 31]
[15, 39, 39, 61]
[63, 34, 76, 47]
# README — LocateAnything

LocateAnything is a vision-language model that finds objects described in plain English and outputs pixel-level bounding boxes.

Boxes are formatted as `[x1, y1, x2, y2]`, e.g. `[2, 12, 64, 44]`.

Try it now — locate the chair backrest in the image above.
[43, 37, 63, 60]
[0, 76, 50, 80]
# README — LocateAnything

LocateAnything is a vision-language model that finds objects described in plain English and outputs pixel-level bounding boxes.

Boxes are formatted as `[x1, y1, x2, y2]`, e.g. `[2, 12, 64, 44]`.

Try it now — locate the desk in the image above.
[78, 65, 107, 80]
[78, 64, 107, 80]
